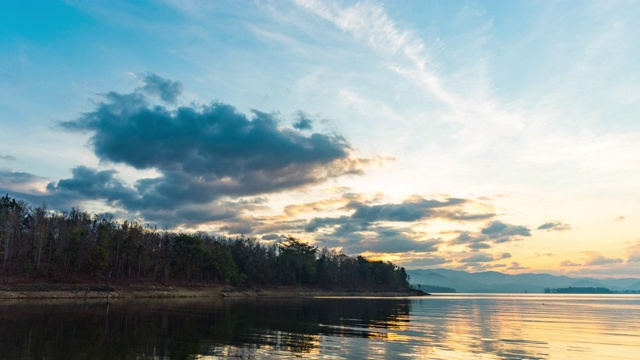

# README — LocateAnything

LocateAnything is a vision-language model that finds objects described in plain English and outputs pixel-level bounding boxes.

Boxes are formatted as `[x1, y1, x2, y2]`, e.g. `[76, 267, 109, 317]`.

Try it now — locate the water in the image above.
[1, 294, 638, 359]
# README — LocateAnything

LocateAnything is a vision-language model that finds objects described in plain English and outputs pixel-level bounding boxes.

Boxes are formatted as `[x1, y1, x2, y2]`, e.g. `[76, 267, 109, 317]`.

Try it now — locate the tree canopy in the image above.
[0, 195, 410, 291]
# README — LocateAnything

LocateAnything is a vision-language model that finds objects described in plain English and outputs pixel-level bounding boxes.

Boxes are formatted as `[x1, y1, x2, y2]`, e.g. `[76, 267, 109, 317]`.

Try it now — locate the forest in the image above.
[0, 195, 410, 291]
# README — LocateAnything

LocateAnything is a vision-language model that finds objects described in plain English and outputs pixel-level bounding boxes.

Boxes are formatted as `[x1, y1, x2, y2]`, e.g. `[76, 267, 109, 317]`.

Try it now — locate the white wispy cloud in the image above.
[295, 0, 459, 111]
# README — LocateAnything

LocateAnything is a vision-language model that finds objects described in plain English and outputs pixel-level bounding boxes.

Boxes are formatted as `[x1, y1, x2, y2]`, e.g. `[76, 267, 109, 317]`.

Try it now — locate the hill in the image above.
[407, 269, 640, 293]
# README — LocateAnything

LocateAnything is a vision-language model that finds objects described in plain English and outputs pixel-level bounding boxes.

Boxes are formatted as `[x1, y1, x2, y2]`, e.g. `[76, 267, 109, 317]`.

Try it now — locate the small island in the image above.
[544, 287, 614, 294]
[0, 195, 425, 299]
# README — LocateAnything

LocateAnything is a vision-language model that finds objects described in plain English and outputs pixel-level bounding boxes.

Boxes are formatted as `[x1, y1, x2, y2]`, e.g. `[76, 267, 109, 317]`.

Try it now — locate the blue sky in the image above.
[1, 0, 639, 277]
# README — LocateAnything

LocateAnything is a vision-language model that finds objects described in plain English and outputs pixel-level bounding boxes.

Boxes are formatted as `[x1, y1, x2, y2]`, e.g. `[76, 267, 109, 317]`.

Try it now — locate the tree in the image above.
[0, 195, 412, 291]
[0, 195, 26, 272]
[278, 236, 317, 286]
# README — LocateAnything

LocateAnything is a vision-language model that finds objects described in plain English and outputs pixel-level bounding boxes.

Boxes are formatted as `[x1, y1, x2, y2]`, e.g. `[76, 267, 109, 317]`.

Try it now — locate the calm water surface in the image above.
[1, 293, 638, 359]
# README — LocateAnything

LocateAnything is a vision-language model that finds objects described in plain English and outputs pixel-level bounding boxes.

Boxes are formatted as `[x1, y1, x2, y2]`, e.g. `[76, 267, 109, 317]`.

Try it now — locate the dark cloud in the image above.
[52, 166, 138, 205]
[293, 111, 313, 130]
[450, 231, 488, 249]
[261, 234, 287, 241]
[298, 195, 494, 255]
[450, 220, 530, 250]
[220, 223, 253, 235]
[537, 221, 571, 231]
[348, 197, 466, 222]
[59, 92, 358, 197]
[304, 216, 353, 232]
[43, 166, 277, 228]
[139, 72, 183, 104]
[627, 255, 640, 263]
[451, 221, 531, 249]
[52, 75, 365, 227]
[344, 228, 442, 254]
[307, 218, 441, 254]
[343, 196, 493, 224]
[481, 221, 531, 239]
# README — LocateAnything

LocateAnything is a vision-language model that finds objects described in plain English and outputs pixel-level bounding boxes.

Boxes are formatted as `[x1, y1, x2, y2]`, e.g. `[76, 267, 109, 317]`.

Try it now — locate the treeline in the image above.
[0, 195, 409, 290]
[412, 284, 456, 293]
[544, 286, 614, 294]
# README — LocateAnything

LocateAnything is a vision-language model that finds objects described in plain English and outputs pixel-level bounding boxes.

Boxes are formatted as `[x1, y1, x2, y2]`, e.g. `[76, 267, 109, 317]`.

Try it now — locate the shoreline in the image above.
[0, 282, 428, 300]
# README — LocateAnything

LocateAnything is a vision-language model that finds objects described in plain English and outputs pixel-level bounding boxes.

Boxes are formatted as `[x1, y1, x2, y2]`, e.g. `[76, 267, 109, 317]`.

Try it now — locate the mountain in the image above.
[627, 281, 640, 290]
[407, 269, 640, 293]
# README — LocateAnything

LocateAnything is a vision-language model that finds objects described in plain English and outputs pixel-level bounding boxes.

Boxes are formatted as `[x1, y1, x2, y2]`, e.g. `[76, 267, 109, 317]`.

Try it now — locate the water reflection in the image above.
[408, 294, 640, 359]
[0, 297, 411, 359]
[1, 294, 639, 359]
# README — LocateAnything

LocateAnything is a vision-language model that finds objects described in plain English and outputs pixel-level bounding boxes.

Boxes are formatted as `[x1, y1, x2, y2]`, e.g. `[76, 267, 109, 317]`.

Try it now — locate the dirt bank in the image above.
[0, 277, 427, 299]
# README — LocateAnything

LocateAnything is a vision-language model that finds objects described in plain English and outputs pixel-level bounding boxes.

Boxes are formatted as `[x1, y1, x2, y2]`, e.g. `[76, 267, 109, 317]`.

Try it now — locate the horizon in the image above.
[408, 267, 640, 281]
[1, 1, 639, 278]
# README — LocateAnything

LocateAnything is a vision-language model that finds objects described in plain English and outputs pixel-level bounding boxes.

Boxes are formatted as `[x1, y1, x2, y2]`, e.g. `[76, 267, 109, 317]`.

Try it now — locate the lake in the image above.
[1, 293, 638, 359]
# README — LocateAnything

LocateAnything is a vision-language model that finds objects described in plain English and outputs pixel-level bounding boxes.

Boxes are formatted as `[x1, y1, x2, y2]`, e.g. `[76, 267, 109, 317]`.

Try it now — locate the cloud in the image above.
[352, 229, 442, 254]
[52, 75, 366, 226]
[628, 255, 640, 263]
[345, 196, 493, 224]
[481, 221, 531, 239]
[139, 72, 183, 104]
[0, 171, 51, 196]
[304, 215, 443, 254]
[52, 166, 138, 205]
[295, 0, 458, 109]
[293, 194, 496, 255]
[0, 171, 44, 187]
[460, 254, 495, 263]
[261, 234, 288, 241]
[0, 154, 16, 161]
[451, 221, 531, 249]
[348, 197, 466, 222]
[466, 241, 491, 250]
[293, 111, 313, 130]
[537, 221, 571, 231]
[584, 255, 623, 266]
[560, 260, 581, 267]
[535, 252, 556, 257]
[304, 195, 492, 232]
[60, 93, 358, 187]
[304, 215, 352, 232]
[507, 261, 527, 271]
[320, 224, 442, 254]
[283, 193, 356, 216]
[456, 252, 514, 269]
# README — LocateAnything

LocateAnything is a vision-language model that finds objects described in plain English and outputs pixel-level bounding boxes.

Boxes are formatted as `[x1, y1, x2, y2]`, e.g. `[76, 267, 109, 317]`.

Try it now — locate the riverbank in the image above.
[0, 277, 427, 299]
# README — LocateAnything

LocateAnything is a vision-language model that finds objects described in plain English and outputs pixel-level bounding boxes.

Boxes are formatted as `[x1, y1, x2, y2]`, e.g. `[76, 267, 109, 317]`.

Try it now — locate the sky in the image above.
[1, 0, 639, 278]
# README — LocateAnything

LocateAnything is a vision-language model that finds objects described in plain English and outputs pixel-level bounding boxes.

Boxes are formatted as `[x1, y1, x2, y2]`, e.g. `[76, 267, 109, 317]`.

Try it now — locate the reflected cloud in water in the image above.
[1, 294, 639, 359]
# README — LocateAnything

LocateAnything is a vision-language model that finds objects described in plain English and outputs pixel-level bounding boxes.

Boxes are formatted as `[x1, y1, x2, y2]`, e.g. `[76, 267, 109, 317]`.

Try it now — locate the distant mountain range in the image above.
[407, 268, 640, 293]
